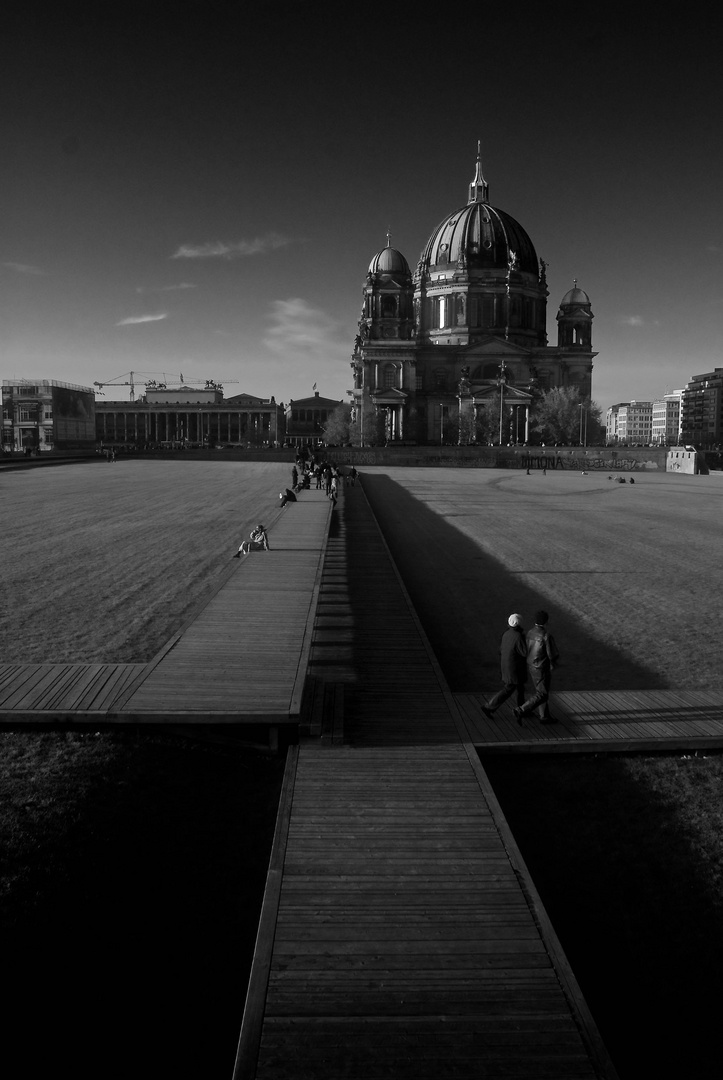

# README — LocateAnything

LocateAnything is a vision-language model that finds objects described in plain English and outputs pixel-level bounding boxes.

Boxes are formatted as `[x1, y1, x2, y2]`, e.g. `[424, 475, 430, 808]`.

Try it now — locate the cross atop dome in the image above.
[468, 140, 489, 205]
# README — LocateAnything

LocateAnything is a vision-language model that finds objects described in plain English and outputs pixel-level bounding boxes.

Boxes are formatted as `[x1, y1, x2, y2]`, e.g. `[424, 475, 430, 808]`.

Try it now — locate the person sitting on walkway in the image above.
[514, 610, 559, 725]
[234, 524, 270, 556]
[279, 488, 297, 508]
[481, 614, 528, 722]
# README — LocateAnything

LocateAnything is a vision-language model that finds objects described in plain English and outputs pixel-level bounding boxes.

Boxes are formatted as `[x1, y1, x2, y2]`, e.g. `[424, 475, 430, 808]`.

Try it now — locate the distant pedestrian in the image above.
[291, 465, 298, 489]
[481, 614, 528, 723]
[514, 611, 559, 725]
[349, 466, 358, 486]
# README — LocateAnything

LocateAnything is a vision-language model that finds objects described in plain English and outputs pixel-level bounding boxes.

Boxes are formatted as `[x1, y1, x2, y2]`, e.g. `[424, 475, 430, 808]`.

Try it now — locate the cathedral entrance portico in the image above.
[370, 388, 408, 443]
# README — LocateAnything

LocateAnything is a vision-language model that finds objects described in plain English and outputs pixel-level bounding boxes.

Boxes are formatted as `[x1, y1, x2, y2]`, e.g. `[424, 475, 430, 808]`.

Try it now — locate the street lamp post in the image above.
[439, 404, 444, 446]
[579, 403, 587, 447]
[497, 360, 507, 445]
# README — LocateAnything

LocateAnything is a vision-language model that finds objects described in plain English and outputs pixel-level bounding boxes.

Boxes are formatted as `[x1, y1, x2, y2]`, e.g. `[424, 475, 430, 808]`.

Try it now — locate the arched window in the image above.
[381, 295, 397, 318]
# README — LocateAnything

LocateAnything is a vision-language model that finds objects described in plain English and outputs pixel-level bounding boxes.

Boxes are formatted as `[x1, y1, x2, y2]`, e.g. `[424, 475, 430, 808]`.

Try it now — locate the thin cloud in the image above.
[171, 233, 293, 260]
[3, 261, 45, 275]
[263, 298, 342, 360]
[621, 315, 644, 326]
[136, 282, 197, 293]
[116, 313, 169, 326]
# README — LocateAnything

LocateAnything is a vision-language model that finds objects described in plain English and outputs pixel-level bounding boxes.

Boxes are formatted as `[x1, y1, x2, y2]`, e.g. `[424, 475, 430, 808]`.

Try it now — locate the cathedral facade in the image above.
[350, 151, 596, 445]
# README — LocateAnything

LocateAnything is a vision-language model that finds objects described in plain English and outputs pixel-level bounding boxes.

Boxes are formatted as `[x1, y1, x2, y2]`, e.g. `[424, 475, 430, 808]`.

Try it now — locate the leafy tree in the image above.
[322, 404, 352, 445]
[530, 387, 602, 445]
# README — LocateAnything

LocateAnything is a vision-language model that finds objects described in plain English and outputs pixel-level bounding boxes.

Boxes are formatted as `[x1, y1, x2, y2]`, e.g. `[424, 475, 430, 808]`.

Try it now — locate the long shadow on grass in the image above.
[483, 751, 723, 1080]
[1, 731, 284, 1080]
[361, 472, 664, 692]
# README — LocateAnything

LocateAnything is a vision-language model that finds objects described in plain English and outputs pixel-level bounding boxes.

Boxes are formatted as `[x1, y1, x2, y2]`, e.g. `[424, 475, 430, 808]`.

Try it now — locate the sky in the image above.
[1, 4, 721, 412]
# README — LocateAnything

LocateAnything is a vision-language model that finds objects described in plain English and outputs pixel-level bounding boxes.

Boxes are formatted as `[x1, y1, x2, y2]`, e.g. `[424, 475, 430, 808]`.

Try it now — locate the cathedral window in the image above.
[438, 296, 446, 329]
[434, 368, 447, 390]
[383, 365, 397, 389]
[381, 295, 397, 318]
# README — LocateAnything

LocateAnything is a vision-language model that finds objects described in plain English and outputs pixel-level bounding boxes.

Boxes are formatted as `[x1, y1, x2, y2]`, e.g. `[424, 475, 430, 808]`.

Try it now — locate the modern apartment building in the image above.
[680, 369, 723, 449]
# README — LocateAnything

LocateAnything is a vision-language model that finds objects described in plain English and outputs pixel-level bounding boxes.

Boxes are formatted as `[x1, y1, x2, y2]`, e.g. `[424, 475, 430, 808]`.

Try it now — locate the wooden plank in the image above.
[232, 746, 298, 1080]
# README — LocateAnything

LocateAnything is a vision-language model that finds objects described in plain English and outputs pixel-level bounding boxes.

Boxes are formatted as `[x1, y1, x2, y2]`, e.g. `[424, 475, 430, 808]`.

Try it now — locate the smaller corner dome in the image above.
[368, 246, 411, 276]
[560, 285, 591, 307]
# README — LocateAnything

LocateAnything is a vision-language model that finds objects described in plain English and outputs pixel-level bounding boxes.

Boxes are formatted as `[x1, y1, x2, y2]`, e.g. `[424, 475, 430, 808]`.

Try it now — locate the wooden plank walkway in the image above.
[0, 662, 145, 716]
[235, 483, 619, 1080]
[0, 491, 332, 727]
[455, 689, 723, 752]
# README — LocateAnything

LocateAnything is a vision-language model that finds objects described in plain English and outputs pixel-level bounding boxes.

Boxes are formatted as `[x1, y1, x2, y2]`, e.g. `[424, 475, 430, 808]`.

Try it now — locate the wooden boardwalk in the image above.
[235, 483, 620, 1079]
[0, 491, 332, 730]
[0, 661, 145, 716]
[455, 689, 723, 752]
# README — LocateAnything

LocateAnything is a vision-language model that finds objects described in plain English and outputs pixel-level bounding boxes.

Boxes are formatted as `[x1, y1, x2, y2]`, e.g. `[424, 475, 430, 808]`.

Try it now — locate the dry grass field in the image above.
[361, 466, 723, 692]
[3, 460, 719, 688]
[0, 458, 292, 663]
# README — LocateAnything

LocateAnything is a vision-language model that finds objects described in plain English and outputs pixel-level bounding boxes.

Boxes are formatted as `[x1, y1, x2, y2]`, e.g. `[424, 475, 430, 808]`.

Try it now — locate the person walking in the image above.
[514, 610, 559, 724]
[481, 614, 528, 722]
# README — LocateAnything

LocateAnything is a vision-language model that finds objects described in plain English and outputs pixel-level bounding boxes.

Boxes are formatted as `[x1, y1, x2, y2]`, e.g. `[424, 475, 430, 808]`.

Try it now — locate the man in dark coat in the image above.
[514, 610, 560, 725]
[481, 614, 528, 721]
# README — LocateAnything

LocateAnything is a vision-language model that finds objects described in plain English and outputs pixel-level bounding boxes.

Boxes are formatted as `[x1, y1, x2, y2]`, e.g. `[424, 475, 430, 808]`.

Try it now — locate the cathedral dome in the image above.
[421, 201, 539, 276]
[560, 285, 591, 306]
[368, 244, 411, 277]
[418, 148, 539, 278]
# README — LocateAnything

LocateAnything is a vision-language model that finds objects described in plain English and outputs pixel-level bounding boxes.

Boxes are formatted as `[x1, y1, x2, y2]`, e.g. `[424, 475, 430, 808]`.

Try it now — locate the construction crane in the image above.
[93, 371, 239, 401]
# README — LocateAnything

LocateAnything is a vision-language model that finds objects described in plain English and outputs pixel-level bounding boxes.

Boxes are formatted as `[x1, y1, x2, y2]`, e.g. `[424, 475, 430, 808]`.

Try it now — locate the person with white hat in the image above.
[481, 613, 528, 723]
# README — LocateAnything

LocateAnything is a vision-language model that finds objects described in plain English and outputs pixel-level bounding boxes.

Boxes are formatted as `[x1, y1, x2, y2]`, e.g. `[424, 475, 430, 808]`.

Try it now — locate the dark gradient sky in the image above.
[2, 4, 721, 410]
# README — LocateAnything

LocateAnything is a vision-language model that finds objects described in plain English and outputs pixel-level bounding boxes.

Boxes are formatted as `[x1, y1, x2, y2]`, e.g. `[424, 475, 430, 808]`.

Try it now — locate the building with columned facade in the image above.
[349, 149, 597, 446]
[95, 383, 285, 448]
[284, 391, 344, 448]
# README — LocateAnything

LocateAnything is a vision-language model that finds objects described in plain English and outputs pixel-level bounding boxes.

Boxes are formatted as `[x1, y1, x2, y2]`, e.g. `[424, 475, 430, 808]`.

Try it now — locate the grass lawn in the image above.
[0, 458, 293, 662]
[361, 467, 723, 691]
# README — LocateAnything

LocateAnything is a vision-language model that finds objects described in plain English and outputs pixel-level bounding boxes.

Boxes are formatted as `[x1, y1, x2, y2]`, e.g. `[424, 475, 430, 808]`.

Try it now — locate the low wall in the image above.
[326, 446, 670, 472]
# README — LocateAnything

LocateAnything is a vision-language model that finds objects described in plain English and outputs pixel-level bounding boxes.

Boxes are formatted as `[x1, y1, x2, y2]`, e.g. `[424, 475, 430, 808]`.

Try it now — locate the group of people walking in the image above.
[481, 610, 560, 725]
[291, 458, 357, 503]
